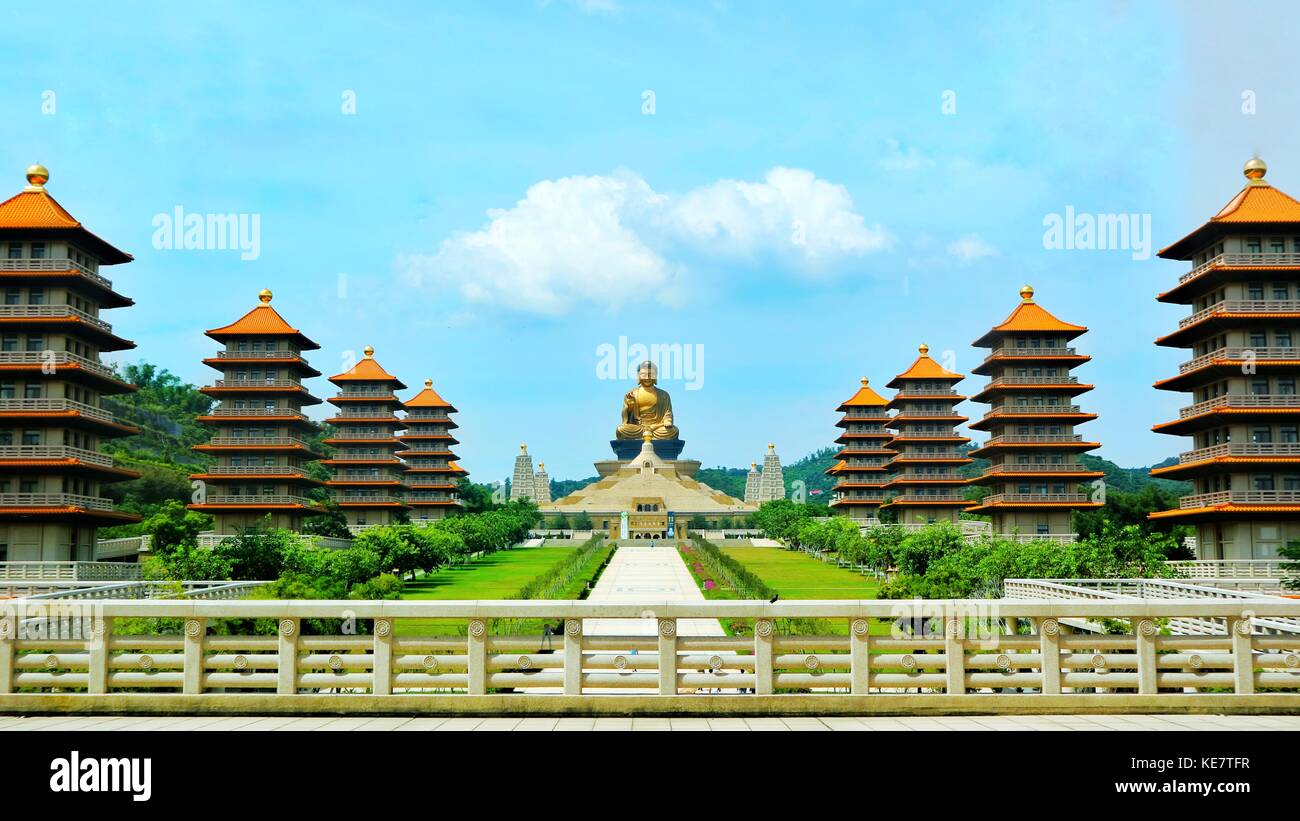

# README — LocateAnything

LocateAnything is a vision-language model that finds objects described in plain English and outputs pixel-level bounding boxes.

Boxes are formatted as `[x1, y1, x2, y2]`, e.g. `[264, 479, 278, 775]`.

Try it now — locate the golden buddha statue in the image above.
[616, 361, 679, 440]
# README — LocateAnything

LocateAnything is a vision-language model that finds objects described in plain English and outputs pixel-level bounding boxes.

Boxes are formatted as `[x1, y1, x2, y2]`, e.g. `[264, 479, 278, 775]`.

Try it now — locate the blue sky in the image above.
[4, 1, 1300, 483]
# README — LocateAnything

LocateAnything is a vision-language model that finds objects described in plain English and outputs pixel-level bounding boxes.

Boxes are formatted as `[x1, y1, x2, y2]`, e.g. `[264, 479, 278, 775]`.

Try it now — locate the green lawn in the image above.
[401, 546, 579, 600]
[720, 546, 883, 600]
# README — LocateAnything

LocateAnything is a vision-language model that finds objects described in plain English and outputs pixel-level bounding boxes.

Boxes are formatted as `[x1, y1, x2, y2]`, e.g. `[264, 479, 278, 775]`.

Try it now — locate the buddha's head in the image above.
[636, 360, 658, 388]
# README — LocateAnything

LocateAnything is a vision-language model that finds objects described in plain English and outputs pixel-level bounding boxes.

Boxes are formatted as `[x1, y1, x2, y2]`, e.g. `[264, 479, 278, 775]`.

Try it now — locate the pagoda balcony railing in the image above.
[335, 475, 402, 483]
[0, 492, 114, 511]
[407, 493, 458, 502]
[982, 376, 1080, 389]
[1180, 252, 1300, 285]
[890, 409, 962, 417]
[205, 437, 309, 448]
[983, 464, 1093, 474]
[890, 431, 965, 439]
[205, 466, 309, 476]
[403, 414, 452, 422]
[337, 494, 403, 503]
[888, 473, 964, 482]
[892, 389, 959, 397]
[983, 347, 1078, 363]
[841, 411, 889, 419]
[208, 407, 307, 419]
[0, 397, 116, 423]
[337, 388, 396, 398]
[202, 495, 312, 505]
[981, 493, 1094, 504]
[0, 257, 112, 290]
[1179, 442, 1300, 463]
[1179, 346, 1300, 374]
[215, 349, 303, 359]
[1179, 299, 1300, 328]
[328, 432, 395, 440]
[212, 379, 303, 389]
[889, 493, 969, 503]
[887, 453, 961, 462]
[0, 304, 112, 333]
[401, 447, 453, 455]
[332, 455, 402, 463]
[1179, 393, 1300, 418]
[0, 444, 115, 467]
[334, 410, 398, 419]
[984, 405, 1083, 416]
[0, 351, 117, 381]
[1180, 490, 1300, 508]
[980, 434, 1085, 445]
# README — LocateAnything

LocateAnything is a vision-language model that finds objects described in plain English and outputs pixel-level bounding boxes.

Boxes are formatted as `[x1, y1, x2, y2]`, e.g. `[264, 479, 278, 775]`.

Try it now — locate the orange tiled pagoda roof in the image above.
[0, 165, 132, 264]
[1160, 160, 1300, 259]
[886, 345, 962, 387]
[329, 348, 406, 388]
[204, 290, 321, 350]
[404, 379, 458, 411]
[973, 286, 1086, 347]
[836, 378, 888, 410]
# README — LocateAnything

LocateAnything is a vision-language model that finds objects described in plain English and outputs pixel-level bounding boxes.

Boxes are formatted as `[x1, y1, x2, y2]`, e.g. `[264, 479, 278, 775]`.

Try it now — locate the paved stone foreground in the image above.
[2, 714, 1298, 731]
[582, 544, 724, 637]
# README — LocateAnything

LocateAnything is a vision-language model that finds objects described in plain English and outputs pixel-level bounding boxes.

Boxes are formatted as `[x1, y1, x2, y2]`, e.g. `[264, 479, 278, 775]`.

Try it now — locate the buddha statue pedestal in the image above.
[610, 437, 685, 462]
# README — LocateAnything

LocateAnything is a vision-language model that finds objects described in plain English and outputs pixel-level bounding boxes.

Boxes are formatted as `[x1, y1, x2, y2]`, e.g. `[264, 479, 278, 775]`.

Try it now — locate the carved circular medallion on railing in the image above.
[708, 655, 723, 671]
[184, 619, 202, 638]
[1285, 653, 1300, 669]
[1188, 654, 1203, 669]
[517, 655, 533, 671]
[1234, 619, 1252, 636]
[139, 654, 154, 671]
[422, 655, 439, 671]
[90, 619, 106, 636]
[613, 655, 628, 670]
[278, 619, 297, 638]
[1091, 654, 1107, 669]
[658, 619, 676, 638]
[44, 654, 58, 670]
[804, 655, 821, 671]
[995, 654, 1012, 671]
[563, 619, 580, 638]
[469, 619, 487, 638]
[900, 654, 917, 670]
[328, 654, 344, 671]
[755, 619, 774, 638]
[1137, 619, 1157, 638]
[851, 619, 869, 636]
[0, 619, 13, 640]
[946, 618, 960, 638]
[233, 655, 249, 671]
[1040, 618, 1060, 637]
[374, 619, 392, 638]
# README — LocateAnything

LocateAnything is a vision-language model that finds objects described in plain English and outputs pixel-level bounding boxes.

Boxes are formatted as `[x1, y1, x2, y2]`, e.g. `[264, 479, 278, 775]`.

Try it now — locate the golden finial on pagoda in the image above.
[642, 431, 653, 442]
[258, 288, 273, 304]
[363, 345, 374, 358]
[768, 442, 775, 451]
[424, 378, 432, 388]
[24, 164, 49, 191]
[751, 462, 757, 470]
[860, 377, 869, 386]
[520, 443, 527, 452]
[918, 343, 930, 355]
[1020, 284, 1035, 302]
[1244, 156, 1268, 185]
[539, 462, 545, 470]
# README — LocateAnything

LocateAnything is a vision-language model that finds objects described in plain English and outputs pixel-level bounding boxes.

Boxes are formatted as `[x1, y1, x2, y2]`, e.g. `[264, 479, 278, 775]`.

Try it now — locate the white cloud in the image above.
[399, 167, 890, 315]
[947, 233, 999, 262]
[880, 138, 935, 171]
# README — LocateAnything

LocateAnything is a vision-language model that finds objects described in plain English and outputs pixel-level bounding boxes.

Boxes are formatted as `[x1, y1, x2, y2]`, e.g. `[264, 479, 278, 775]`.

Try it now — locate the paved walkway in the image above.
[582, 544, 723, 637]
[2, 714, 1297, 731]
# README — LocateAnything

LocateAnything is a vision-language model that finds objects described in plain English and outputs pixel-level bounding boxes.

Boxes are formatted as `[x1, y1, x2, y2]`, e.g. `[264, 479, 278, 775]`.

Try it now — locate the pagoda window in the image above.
[29, 243, 45, 259]
[231, 456, 243, 467]
[1252, 426, 1272, 443]
[1248, 282, 1265, 299]
[1293, 237, 1300, 253]
[1249, 331, 1267, 348]
[1250, 378, 1269, 395]
[4, 244, 19, 259]
[24, 335, 42, 352]
[251, 340, 263, 352]
[1253, 475, 1275, 491]
[3, 289, 18, 304]
[20, 479, 38, 493]
[262, 485, 275, 495]
[23, 383, 40, 399]
[1270, 237, 1287, 253]
[1276, 331, 1293, 347]
[0, 336, 15, 352]
[28, 288, 45, 305]
[1282, 427, 1299, 443]
[1274, 283, 1291, 300]
[1284, 475, 1300, 491]
[21, 429, 40, 445]
[0, 431, 10, 445]
[1279, 378, 1296, 395]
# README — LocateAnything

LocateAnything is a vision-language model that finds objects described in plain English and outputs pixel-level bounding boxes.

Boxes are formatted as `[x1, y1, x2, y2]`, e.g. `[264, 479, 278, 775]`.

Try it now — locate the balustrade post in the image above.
[277, 618, 299, 695]
[0, 608, 14, 694]
[754, 619, 774, 695]
[1229, 615, 1255, 695]
[183, 618, 206, 695]
[372, 618, 393, 695]
[1037, 618, 1061, 695]
[658, 619, 677, 695]
[468, 618, 488, 695]
[87, 615, 112, 695]
[1135, 619, 1157, 694]
[944, 616, 965, 695]
[850, 618, 870, 694]
[561, 617, 585, 694]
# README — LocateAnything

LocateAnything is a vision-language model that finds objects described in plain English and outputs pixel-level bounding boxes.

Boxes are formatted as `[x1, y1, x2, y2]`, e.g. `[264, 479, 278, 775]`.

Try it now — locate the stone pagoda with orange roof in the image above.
[0, 164, 142, 560]
[827, 377, 893, 521]
[190, 289, 324, 532]
[967, 285, 1103, 540]
[322, 346, 410, 528]
[398, 377, 465, 521]
[1149, 158, 1300, 558]
[881, 345, 973, 525]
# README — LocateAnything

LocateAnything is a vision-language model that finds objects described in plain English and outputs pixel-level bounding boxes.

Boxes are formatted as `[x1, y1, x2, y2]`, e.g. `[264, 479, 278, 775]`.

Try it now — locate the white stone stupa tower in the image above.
[744, 462, 762, 503]
[533, 462, 552, 504]
[510, 443, 537, 502]
[759, 443, 785, 501]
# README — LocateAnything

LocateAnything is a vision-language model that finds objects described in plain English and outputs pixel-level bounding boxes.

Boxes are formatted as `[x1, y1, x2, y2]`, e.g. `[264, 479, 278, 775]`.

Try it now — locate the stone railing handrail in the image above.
[1167, 559, 1288, 579]
[0, 444, 115, 467]
[205, 437, 309, 447]
[327, 432, 395, 440]
[3, 598, 1299, 702]
[0, 257, 113, 289]
[1178, 442, 1300, 462]
[0, 561, 142, 581]
[0, 492, 114, 511]
[1180, 252, 1300, 285]
[1179, 393, 1300, 418]
[891, 389, 959, 397]
[205, 466, 309, 475]
[982, 493, 1095, 504]
[212, 379, 304, 389]
[1180, 490, 1300, 508]
[984, 347, 1079, 361]
[1180, 346, 1300, 375]
[201, 495, 313, 506]
[0, 351, 118, 381]
[982, 464, 1094, 474]
[207, 408, 308, 419]
[0, 303, 112, 332]
[984, 405, 1083, 415]
[995, 533, 1076, 544]
[214, 349, 303, 359]
[983, 376, 1080, 388]
[979, 435, 1086, 445]
[94, 536, 153, 559]
[0, 397, 116, 423]
[891, 410, 963, 418]
[1179, 298, 1300, 328]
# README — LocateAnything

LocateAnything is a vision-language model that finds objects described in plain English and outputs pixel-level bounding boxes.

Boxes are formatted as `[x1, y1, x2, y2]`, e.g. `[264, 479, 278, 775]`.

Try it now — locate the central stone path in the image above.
[582, 543, 724, 637]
